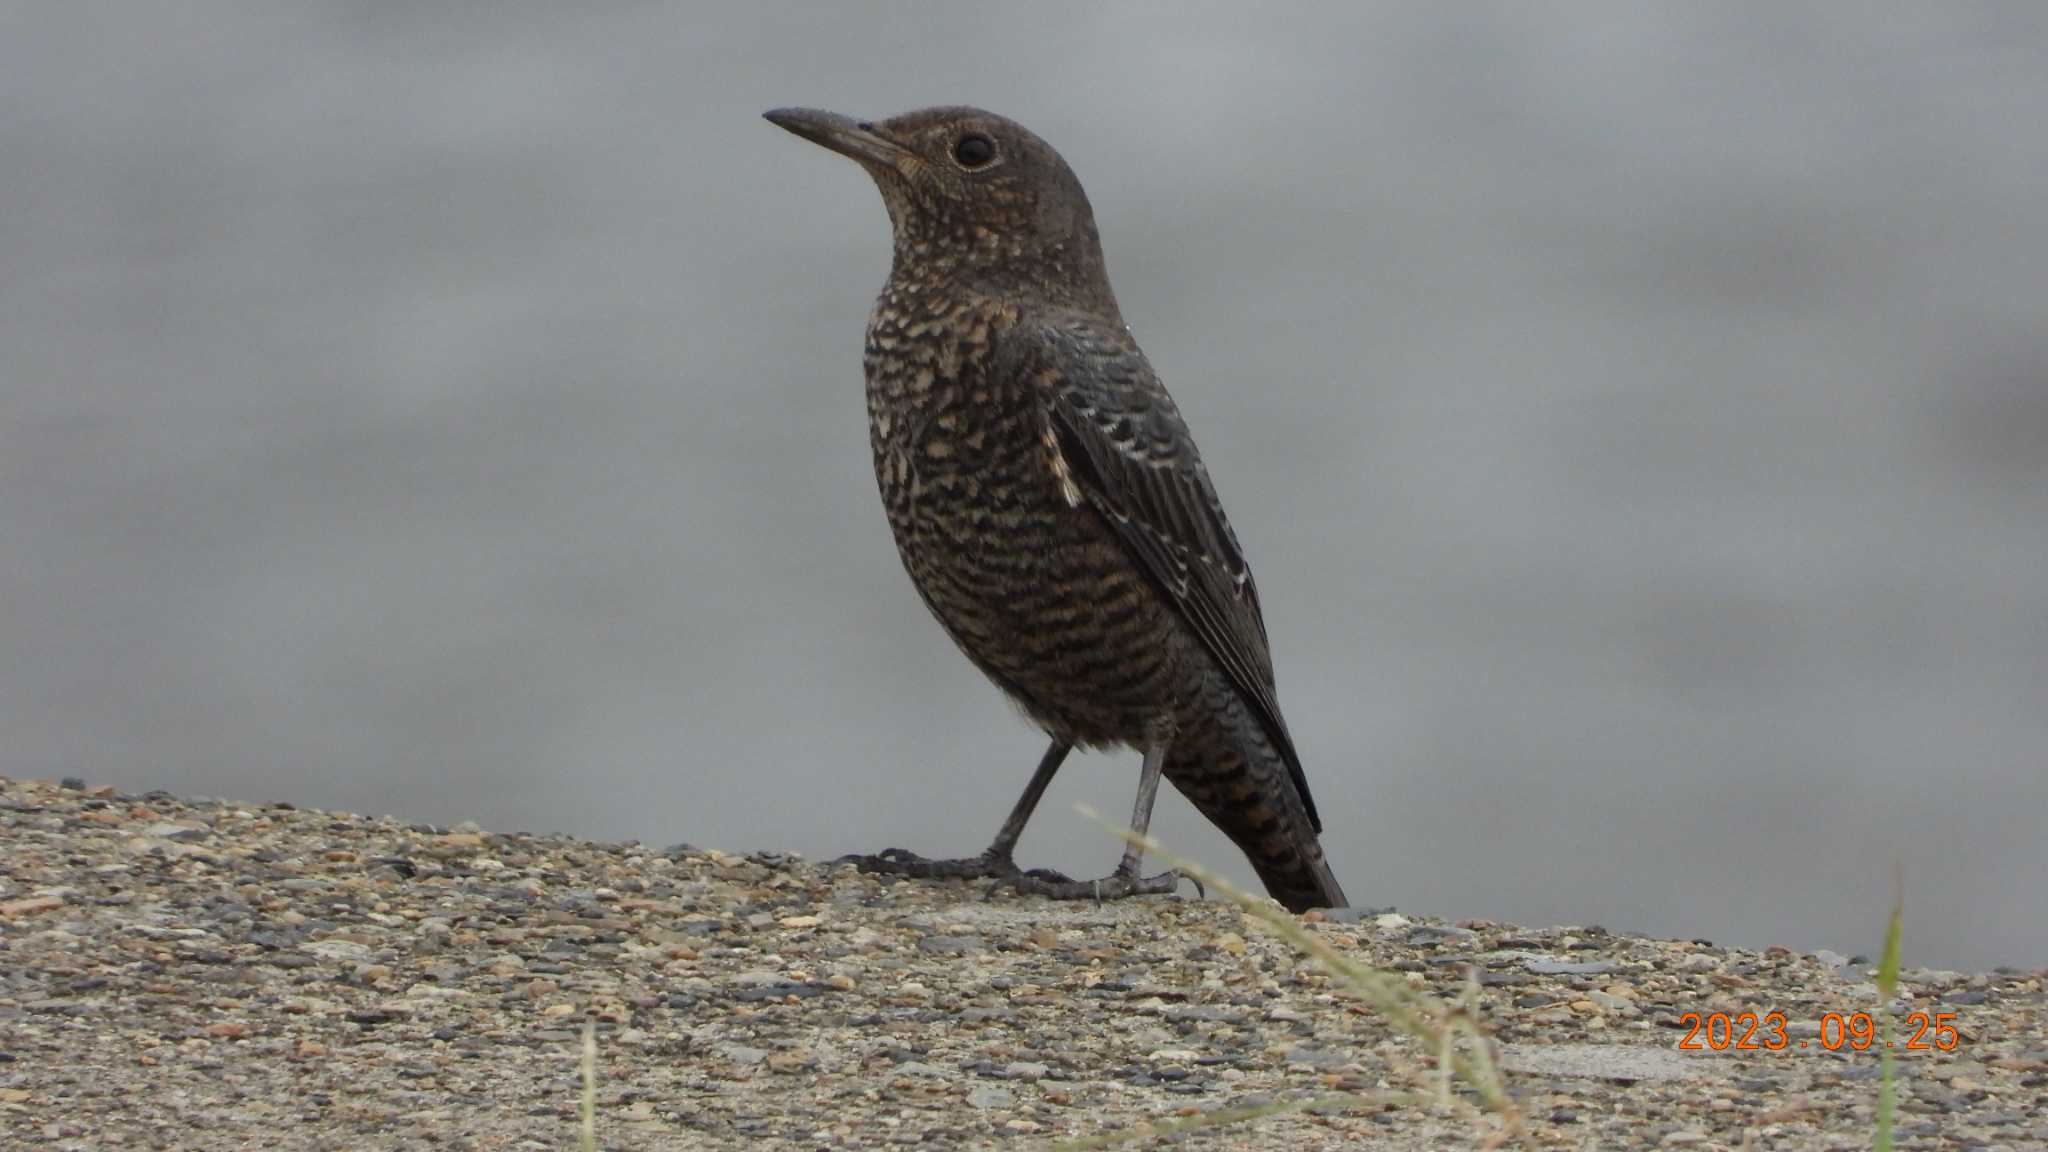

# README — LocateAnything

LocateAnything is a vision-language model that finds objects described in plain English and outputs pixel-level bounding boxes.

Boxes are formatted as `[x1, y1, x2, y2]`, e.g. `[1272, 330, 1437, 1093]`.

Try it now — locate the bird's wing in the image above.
[1002, 317, 1320, 832]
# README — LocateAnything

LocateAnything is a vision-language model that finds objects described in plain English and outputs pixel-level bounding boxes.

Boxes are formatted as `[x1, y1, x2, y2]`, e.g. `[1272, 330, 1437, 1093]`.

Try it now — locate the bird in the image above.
[764, 105, 1347, 912]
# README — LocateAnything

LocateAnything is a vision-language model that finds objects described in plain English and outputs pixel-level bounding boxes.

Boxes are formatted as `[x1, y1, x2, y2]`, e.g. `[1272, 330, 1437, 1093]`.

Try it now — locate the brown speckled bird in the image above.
[765, 105, 1347, 911]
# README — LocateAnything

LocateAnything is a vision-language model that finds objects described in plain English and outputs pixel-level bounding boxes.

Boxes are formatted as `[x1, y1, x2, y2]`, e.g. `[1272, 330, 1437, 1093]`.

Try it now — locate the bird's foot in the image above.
[836, 846, 1022, 881]
[836, 849, 1180, 904]
[1012, 865, 1183, 904]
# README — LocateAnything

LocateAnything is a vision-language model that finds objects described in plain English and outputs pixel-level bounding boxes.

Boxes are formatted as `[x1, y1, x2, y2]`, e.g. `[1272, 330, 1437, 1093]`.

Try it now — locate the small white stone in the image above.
[967, 1085, 1013, 1109]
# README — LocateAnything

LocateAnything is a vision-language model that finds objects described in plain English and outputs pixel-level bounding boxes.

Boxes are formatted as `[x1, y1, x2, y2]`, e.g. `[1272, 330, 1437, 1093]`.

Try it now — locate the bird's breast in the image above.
[862, 293, 1044, 522]
[856, 290, 1187, 745]
[860, 292, 1102, 609]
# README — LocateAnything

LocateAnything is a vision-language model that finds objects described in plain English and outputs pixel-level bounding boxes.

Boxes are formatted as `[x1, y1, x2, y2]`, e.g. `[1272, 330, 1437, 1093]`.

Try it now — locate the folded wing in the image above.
[1003, 318, 1321, 832]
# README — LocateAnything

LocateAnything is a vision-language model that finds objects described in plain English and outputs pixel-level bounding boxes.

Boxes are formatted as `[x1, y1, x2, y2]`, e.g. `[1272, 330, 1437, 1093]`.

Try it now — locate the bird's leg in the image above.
[1013, 727, 1182, 902]
[839, 739, 1071, 881]
[983, 737, 1069, 867]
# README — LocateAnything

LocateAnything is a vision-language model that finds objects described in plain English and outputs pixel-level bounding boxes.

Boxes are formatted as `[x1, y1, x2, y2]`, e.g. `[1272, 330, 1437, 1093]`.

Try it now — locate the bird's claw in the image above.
[837, 847, 1017, 881]
[840, 849, 1181, 904]
[1012, 867, 1182, 903]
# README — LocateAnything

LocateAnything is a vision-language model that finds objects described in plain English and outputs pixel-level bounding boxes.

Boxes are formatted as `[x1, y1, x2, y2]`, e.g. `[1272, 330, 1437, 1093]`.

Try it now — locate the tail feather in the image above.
[1251, 840, 1348, 913]
[1166, 669, 1347, 912]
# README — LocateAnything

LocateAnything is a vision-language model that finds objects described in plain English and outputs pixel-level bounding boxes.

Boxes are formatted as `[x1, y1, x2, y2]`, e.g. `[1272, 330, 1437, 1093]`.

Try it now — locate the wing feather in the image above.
[1008, 319, 1321, 831]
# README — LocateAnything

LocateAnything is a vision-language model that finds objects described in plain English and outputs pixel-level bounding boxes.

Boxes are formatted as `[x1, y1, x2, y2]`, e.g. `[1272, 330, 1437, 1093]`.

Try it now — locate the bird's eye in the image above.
[951, 133, 996, 169]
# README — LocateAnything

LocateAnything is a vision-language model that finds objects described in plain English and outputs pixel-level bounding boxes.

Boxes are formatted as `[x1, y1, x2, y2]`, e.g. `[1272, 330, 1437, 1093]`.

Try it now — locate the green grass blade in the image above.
[1873, 869, 1903, 1152]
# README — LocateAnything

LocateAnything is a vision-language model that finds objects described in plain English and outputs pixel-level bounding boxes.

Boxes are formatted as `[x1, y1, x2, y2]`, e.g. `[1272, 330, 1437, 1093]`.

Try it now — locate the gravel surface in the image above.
[2, 774, 2043, 1150]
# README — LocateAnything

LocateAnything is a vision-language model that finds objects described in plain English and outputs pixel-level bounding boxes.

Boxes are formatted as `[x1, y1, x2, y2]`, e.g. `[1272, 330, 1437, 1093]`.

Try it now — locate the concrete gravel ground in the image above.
[2, 774, 2042, 1150]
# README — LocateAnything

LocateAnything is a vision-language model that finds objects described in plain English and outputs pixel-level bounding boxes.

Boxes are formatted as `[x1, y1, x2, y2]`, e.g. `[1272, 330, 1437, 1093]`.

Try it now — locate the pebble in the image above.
[967, 1084, 1014, 1109]
[1587, 990, 1635, 1014]
[0, 895, 65, 918]
[719, 1044, 769, 1065]
[141, 821, 209, 842]
[1407, 924, 1478, 944]
[301, 940, 372, 962]
[1525, 959, 1618, 976]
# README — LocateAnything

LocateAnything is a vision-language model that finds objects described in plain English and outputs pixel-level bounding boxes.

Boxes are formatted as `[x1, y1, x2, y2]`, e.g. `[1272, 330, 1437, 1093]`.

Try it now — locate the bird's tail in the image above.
[1165, 673, 1348, 913]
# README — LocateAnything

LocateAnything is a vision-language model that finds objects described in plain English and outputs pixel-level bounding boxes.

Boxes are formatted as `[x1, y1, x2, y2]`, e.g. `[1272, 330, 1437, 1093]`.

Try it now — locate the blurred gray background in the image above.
[3, 3, 2042, 970]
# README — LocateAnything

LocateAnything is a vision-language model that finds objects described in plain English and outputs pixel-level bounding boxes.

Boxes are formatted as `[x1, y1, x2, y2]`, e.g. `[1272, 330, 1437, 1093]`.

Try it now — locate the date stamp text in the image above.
[1676, 1011, 1960, 1052]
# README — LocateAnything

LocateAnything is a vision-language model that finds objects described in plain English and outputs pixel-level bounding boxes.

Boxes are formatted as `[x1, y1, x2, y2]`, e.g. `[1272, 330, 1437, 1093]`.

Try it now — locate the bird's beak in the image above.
[763, 107, 907, 168]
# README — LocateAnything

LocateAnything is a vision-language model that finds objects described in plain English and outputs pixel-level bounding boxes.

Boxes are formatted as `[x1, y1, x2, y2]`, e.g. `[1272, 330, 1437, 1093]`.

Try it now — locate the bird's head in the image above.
[766, 105, 1112, 302]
